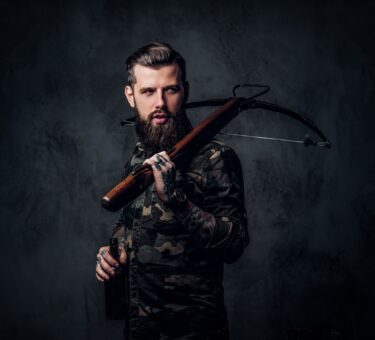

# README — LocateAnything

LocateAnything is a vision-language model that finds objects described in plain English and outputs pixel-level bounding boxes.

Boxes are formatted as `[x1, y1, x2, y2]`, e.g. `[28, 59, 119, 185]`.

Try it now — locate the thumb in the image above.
[118, 246, 127, 265]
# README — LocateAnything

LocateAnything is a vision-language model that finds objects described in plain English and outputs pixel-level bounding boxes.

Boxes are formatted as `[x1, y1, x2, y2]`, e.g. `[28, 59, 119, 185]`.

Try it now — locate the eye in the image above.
[166, 87, 179, 94]
[141, 89, 155, 96]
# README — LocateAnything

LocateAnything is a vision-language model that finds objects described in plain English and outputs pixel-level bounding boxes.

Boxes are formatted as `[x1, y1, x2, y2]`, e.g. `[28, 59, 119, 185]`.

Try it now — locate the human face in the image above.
[124, 63, 187, 125]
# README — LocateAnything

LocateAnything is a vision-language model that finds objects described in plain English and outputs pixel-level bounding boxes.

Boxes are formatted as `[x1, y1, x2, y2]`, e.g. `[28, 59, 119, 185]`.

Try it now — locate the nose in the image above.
[155, 89, 167, 110]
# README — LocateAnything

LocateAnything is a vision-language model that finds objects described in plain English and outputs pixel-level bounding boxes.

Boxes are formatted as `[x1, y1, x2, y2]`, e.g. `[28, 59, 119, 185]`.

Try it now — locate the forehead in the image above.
[133, 63, 181, 88]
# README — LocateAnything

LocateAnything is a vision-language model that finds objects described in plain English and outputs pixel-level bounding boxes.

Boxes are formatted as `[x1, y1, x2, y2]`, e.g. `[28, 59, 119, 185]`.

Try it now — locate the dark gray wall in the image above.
[1, 0, 374, 339]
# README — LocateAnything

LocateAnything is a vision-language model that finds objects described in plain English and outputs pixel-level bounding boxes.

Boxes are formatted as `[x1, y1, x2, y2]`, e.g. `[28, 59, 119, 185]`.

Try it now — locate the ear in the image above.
[124, 85, 135, 108]
[183, 81, 189, 103]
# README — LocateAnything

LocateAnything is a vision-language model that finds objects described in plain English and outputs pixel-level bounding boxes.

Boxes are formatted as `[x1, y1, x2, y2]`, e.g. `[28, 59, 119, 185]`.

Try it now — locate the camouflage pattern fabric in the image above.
[111, 139, 249, 340]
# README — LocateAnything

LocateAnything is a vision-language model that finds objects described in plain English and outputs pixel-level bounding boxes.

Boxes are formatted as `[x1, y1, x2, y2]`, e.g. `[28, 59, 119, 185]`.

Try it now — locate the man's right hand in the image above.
[95, 245, 127, 282]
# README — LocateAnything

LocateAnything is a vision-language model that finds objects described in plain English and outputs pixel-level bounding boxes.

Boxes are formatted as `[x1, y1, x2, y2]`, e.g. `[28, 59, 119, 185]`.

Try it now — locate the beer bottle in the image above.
[104, 237, 126, 319]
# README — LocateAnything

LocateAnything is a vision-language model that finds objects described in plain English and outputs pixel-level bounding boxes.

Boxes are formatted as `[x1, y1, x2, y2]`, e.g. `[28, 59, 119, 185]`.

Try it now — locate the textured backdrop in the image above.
[1, 0, 374, 339]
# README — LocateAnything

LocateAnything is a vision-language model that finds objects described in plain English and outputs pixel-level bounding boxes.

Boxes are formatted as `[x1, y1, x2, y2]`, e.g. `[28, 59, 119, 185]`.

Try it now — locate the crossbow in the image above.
[102, 84, 331, 212]
[121, 84, 331, 148]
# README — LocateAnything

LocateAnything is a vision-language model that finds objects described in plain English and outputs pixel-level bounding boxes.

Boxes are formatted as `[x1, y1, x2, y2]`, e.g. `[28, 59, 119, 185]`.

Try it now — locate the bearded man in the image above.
[96, 42, 249, 340]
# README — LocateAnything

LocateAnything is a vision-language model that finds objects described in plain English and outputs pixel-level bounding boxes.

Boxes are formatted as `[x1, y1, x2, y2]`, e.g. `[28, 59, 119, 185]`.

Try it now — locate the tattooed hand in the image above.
[95, 244, 127, 282]
[143, 151, 176, 204]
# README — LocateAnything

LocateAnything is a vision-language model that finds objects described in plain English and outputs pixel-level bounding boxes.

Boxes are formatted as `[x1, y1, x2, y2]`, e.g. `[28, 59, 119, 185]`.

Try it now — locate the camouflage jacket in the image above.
[112, 140, 249, 340]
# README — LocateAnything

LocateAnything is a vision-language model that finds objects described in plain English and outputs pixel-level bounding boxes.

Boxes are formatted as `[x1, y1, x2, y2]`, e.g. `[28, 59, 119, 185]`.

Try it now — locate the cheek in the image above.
[169, 95, 184, 112]
[135, 97, 152, 115]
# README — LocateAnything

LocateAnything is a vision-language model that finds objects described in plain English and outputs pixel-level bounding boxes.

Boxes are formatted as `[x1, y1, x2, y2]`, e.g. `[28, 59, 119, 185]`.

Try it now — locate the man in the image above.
[96, 42, 249, 339]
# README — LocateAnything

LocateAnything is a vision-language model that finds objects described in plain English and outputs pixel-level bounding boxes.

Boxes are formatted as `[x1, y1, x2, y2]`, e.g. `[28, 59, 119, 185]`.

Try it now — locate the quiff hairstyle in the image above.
[126, 42, 187, 86]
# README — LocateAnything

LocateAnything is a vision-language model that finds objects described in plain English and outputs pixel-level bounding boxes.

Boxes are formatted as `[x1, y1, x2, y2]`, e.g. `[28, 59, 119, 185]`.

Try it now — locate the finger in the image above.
[98, 246, 110, 258]
[159, 161, 174, 174]
[164, 162, 173, 170]
[143, 158, 155, 166]
[144, 158, 162, 171]
[148, 154, 169, 171]
[96, 272, 104, 282]
[144, 153, 161, 164]
[159, 151, 171, 162]
[97, 246, 111, 269]
[98, 255, 117, 276]
[156, 154, 166, 166]
[102, 249, 120, 268]
[159, 153, 175, 171]
[156, 155, 174, 173]
[96, 263, 111, 281]
[157, 154, 171, 167]
[153, 162, 162, 171]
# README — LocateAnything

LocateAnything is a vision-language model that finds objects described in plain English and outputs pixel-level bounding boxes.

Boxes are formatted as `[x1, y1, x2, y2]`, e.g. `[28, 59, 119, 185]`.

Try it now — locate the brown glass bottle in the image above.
[104, 237, 127, 319]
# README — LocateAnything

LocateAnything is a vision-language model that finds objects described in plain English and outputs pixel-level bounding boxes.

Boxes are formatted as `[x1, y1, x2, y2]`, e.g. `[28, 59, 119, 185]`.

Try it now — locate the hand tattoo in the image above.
[153, 162, 162, 171]
[147, 152, 176, 203]
[162, 169, 175, 202]
[156, 155, 166, 166]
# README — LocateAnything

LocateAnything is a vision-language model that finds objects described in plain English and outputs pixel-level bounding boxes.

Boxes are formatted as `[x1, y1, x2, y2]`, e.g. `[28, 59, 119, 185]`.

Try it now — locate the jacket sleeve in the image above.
[182, 145, 249, 263]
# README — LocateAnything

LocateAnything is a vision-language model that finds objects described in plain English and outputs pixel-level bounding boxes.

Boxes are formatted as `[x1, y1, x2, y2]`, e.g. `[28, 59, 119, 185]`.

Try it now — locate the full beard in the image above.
[134, 106, 193, 154]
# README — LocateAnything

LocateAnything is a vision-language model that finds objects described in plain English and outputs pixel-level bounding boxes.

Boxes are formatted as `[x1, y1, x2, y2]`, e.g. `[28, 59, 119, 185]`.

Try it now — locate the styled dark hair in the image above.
[126, 42, 186, 86]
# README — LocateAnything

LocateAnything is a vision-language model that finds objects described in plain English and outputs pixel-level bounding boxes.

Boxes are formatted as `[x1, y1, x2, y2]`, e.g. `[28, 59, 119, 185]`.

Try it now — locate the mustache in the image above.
[148, 110, 175, 120]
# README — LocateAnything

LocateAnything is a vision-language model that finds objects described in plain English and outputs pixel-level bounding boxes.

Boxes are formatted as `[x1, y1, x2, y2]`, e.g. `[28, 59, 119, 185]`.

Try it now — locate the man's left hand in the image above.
[143, 151, 176, 204]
